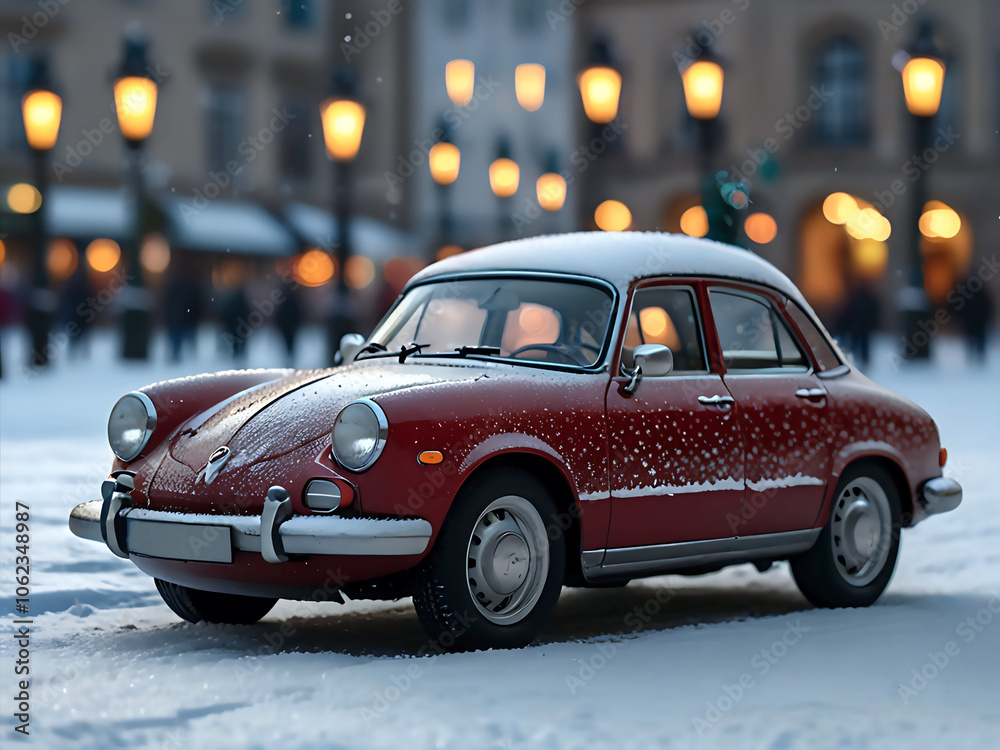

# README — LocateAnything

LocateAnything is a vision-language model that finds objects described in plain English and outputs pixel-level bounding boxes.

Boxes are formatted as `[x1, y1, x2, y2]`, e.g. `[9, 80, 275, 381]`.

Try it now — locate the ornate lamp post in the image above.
[489, 137, 519, 241]
[319, 66, 366, 360]
[679, 42, 734, 245]
[428, 118, 459, 255]
[899, 18, 945, 361]
[113, 25, 158, 360]
[21, 57, 62, 368]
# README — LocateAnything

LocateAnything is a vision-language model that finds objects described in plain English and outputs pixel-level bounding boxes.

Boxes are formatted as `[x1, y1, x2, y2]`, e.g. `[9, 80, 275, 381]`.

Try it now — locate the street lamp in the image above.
[898, 17, 945, 361]
[428, 118, 459, 255]
[577, 38, 621, 124]
[320, 66, 366, 362]
[21, 57, 62, 368]
[678, 40, 735, 245]
[113, 24, 158, 360]
[489, 137, 519, 240]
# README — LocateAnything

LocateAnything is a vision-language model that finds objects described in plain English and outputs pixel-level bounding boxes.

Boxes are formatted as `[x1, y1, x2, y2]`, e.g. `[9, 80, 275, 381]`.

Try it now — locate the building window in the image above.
[0, 57, 30, 151]
[282, 0, 312, 29]
[442, 0, 469, 28]
[811, 36, 868, 147]
[280, 99, 311, 182]
[205, 86, 245, 175]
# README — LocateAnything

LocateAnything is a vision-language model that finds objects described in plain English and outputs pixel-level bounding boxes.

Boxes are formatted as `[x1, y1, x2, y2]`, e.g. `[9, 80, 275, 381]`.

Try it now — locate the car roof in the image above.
[408, 231, 807, 305]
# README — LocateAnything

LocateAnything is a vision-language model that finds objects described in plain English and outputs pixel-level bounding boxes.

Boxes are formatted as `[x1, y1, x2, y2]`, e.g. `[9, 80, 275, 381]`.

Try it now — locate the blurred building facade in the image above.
[0, 0, 997, 338]
[572, 0, 999, 326]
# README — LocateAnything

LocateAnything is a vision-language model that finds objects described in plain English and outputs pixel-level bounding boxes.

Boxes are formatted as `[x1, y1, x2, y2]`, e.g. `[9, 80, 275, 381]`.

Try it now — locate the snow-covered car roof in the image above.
[409, 232, 806, 305]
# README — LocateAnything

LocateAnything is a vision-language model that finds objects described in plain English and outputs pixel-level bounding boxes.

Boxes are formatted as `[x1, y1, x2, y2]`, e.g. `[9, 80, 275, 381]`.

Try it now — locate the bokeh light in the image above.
[679, 205, 709, 238]
[594, 200, 631, 231]
[140, 233, 171, 274]
[47, 238, 78, 280]
[294, 248, 335, 287]
[7, 183, 42, 214]
[345, 255, 375, 289]
[822, 192, 858, 225]
[445, 59, 475, 107]
[920, 201, 961, 239]
[515, 63, 546, 112]
[489, 157, 520, 198]
[86, 238, 121, 272]
[744, 212, 777, 244]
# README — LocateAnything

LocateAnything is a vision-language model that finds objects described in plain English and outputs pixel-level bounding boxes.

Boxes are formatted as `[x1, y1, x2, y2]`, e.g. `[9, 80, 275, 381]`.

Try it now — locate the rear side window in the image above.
[785, 300, 843, 371]
[708, 289, 808, 372]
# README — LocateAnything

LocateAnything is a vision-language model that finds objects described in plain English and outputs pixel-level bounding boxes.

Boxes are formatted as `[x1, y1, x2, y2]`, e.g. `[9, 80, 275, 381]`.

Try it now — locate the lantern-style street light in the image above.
[515, 63, 546, 112]
[489, 137, 519, 240]
[679, 40, 736, 245]
[21, 57, 62, 368]
[113, 24, 158, 360]
[577, 38, 621, 124]
[320, 66, 366, 362]
[428, 119, 459, 255]
[898, 17, 946, 361]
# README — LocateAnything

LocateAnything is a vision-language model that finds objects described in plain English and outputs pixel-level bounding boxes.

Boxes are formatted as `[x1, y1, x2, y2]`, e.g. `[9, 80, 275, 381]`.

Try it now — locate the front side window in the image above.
[709, 289, 808, 372]
[621, 286, 707, 373]
[365, 277, 615, 369]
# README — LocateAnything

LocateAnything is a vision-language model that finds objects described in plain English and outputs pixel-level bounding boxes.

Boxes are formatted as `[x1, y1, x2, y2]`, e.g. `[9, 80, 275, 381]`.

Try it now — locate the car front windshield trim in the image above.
[359, 273, 617, 371]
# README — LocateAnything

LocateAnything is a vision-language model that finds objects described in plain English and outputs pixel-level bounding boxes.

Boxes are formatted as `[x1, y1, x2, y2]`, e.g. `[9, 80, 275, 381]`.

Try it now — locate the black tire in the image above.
[412, 468, 565, 652]
[791, 463, 901, 608]
[155, 579, 277, 625]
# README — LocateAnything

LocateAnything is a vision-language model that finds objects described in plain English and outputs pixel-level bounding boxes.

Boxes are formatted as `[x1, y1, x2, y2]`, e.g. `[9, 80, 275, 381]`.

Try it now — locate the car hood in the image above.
[165, 360, 485, 473]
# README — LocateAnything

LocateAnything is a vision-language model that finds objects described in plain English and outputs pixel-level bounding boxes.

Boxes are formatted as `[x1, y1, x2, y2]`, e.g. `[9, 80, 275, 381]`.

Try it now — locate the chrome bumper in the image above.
[69, 490, 432, 564]
[918, 476, 962, 516]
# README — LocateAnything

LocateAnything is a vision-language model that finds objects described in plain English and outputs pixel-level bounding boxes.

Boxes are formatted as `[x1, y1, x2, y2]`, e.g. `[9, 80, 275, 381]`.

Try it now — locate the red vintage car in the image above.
[70, 233, 961, 650]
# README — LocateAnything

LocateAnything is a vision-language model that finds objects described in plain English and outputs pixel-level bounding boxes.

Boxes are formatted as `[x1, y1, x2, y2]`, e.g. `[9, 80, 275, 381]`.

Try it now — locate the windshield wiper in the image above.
[354, 341, 427, 362]
[355, 342, 387, 356]
[417, 346, 503, 359]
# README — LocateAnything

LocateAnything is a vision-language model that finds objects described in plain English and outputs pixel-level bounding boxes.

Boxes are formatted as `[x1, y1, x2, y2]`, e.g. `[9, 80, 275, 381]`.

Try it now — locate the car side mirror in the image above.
[338, 333, 366, 364]
[624, 344, 673, 394]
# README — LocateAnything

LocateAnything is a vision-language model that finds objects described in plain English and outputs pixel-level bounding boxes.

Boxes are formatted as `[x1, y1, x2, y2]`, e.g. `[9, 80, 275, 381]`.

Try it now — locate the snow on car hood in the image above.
[166, 360, 481, 473]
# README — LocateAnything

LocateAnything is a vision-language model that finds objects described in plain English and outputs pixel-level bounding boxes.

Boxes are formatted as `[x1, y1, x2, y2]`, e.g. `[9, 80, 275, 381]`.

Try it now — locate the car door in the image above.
[706, 286, 833, 536]
[605, 282, 745, 549]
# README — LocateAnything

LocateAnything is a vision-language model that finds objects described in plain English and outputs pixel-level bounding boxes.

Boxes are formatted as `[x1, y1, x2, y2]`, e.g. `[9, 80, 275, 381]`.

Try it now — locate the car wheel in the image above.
[412, 468, 565, 652]
[790, 464, 901, 608]
[155, 579, 278, 625]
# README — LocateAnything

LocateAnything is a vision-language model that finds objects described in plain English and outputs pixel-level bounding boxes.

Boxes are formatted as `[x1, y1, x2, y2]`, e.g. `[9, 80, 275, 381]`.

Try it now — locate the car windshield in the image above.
[363, 276, 615, 368]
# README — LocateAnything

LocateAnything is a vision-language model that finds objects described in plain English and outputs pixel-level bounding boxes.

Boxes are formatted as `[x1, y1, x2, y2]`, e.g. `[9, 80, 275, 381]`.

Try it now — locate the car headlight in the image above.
[331, 399, 388, 472]
[108, 392, 157, 462]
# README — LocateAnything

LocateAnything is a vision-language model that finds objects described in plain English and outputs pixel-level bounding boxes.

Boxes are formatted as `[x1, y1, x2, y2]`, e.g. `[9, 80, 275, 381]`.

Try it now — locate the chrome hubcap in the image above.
[831, 477, 892, 586]
[466, 495, 549, 625]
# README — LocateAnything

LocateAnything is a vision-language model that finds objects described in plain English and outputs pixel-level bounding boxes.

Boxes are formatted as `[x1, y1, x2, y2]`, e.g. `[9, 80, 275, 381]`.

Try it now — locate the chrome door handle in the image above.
[795, 388, 826, 401]
[698, 395, 735, 408]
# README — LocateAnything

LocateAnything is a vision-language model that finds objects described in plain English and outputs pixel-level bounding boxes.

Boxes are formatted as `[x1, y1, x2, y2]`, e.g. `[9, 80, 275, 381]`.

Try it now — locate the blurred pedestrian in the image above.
[838, 280, 881, 369]
[958, 278, 992, 364]
[163, 269, 202, 362]
[274, 285, 302, 366]
[220, 287, 250, 363]
[58, 265, 93, 359]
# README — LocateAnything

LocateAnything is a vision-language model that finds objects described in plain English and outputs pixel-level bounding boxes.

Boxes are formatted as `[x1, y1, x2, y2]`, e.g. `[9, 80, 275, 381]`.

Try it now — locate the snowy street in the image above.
[1, 329, 997, 749]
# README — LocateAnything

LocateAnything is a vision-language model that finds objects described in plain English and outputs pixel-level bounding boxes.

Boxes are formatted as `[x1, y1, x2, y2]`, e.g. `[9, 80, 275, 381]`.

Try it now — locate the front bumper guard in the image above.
[69, 482, 433, 564]
[918, 476, 963, 517]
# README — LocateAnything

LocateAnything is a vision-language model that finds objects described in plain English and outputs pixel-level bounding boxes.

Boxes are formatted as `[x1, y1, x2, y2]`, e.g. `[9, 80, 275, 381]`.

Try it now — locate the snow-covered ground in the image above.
[1, 327, 997, 749]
